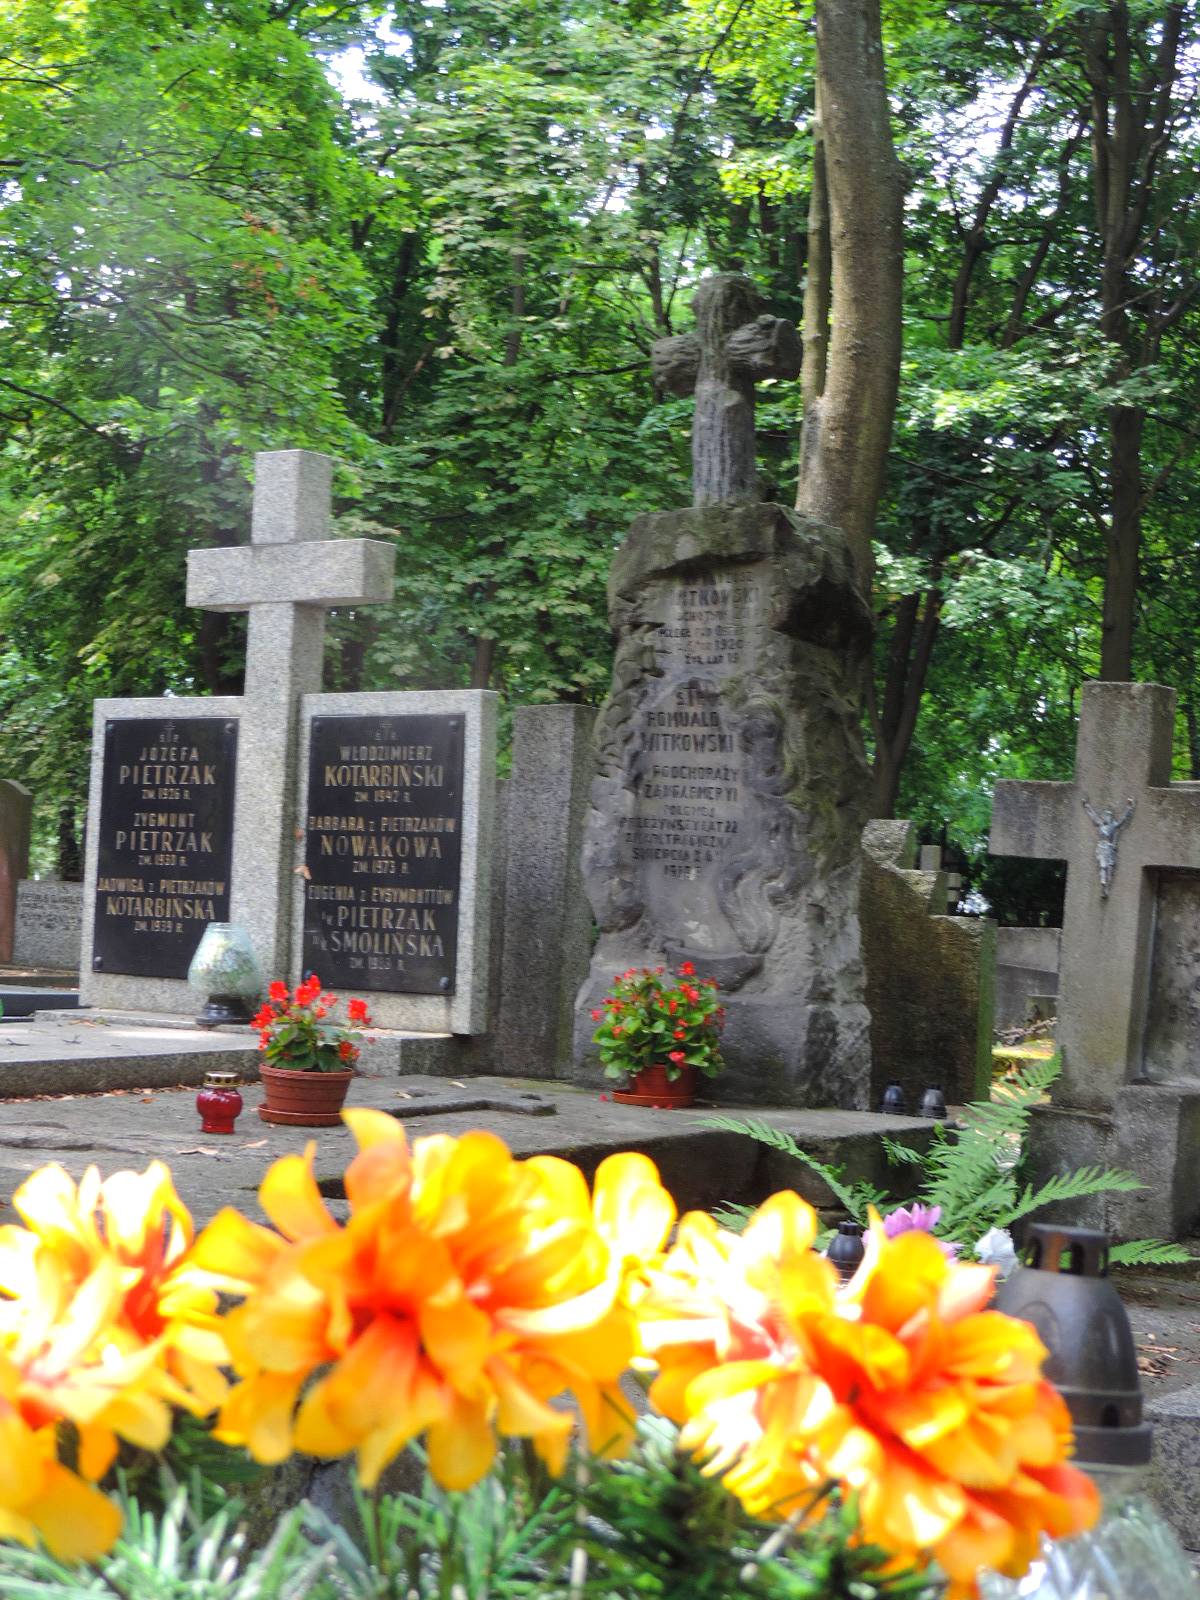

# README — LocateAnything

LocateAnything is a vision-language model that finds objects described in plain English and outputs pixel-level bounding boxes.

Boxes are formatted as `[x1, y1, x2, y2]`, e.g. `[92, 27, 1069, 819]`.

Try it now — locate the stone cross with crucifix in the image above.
[989, 680, 1200, 1113]
[186, 450, 395, 981]
[651, 273, 802, 506]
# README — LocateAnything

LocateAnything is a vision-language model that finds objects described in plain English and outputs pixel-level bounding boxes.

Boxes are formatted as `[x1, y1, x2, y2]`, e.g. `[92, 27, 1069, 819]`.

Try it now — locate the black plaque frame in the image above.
[92, 716, 238, 979]
[301, 713, 465, 995]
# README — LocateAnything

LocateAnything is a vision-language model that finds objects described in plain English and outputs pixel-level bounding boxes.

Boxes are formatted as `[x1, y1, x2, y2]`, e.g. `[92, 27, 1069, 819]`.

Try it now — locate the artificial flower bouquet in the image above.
[251, 975, 372, 1072]
[0, 1130, 1099, 1599]
[591, 960, 725, 1082]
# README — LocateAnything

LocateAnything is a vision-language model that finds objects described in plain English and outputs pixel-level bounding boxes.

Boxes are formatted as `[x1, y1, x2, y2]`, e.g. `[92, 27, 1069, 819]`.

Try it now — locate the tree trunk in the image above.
[1084, 0, 1185, 679]
[795, 0, 904, 589]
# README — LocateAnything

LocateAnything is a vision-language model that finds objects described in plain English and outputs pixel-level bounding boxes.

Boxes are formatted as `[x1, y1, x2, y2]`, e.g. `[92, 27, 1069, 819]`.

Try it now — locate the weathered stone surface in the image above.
[990, 682, 1200, 1240]
[0, 782, 32, 965]
[1023, 1103, 1115, 1233]
[1110, 1083, 1200, 1240]
[187, 539, 394, 611]
[1024, 1088, 1200, 1241]
[994, 925, 1060, 1030]
[1146, 1382, 1200, 1553]
[495, 706, 596, 1078]
[861, 820, 994, 1110]
[13, 881, 82, 970]
[1143, 868, 1200, 1085]
[574, 502, 873, 1106]
[650, 275, 801, 507]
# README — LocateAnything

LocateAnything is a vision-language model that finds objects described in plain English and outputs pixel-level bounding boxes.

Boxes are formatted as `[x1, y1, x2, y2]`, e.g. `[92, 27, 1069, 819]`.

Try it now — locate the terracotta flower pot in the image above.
[258, 1064, 355, 1126]
[611, 1062, 697, 1109]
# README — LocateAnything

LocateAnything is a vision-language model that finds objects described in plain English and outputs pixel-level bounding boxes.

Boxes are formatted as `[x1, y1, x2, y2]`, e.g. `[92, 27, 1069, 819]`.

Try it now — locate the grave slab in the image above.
[0, 1071, 932, 1231]
[0, 1014, 258, 1094]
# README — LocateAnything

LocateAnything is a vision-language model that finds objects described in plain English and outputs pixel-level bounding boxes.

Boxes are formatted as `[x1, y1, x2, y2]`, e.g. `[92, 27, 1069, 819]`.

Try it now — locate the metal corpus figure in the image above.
[1081, 797, 1135, 898]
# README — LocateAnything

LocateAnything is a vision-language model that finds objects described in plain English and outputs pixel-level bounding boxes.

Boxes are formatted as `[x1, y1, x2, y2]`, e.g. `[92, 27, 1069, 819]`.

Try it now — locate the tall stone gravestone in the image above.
[574, 275, 874, 1105]
[81, 451, 396, 1012]
[990, 681, 1200, 1238]
[293, 689, 496, 1034]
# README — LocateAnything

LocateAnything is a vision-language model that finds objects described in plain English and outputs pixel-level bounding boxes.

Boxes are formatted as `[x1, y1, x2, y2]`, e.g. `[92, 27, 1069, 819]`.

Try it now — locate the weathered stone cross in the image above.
[989, 680, 1200, 1112]
[651, 273, 802, 506]
[186, 450, 395, 981]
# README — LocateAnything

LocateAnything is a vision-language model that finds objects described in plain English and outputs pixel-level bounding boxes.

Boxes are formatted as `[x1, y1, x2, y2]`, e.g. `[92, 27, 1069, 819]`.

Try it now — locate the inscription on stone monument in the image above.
[622, 569, 780, 953]
[301, 713, 464, 994]
[92, 717, 238, 978]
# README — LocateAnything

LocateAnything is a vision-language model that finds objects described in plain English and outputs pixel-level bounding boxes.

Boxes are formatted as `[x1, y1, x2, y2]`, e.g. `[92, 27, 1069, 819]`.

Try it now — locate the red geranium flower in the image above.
[678, 961, 695, 977]
[268, 980, 289, 1004]
[668, 1049, 686, 1064]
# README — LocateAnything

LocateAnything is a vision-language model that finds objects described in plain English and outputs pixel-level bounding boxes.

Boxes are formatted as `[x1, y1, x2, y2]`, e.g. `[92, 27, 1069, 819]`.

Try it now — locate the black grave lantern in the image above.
[994, 1222, 1151, 1469]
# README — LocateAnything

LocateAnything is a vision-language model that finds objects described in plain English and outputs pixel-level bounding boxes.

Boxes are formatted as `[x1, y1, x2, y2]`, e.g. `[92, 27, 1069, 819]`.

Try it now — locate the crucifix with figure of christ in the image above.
[989, 680, 1200, 1112]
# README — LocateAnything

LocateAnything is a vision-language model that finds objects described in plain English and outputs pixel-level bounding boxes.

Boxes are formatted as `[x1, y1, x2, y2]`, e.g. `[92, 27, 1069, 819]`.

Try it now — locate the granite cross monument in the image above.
[574, 274, 874, 1106]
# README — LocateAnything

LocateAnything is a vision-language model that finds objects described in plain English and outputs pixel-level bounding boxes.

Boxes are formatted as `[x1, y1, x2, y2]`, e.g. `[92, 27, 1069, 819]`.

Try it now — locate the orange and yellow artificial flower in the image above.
[193, 1110, 676, 1490]
[0, 1160, 230, 1560]
[640, 1196, 1099, 1598]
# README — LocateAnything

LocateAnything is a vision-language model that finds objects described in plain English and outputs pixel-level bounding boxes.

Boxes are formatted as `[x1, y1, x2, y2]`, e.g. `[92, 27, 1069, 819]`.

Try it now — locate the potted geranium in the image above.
[252, 975, 372, 1126]
[591, 961, 724, 1108]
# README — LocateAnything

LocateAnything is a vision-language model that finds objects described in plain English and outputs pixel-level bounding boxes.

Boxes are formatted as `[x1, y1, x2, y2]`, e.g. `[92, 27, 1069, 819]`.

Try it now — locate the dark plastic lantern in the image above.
[994, 1222, 1151, 1468]
[919, 1084, 947, 1119]
[825, 1220, 866, 1281]
[880, 1081, 907, 1115]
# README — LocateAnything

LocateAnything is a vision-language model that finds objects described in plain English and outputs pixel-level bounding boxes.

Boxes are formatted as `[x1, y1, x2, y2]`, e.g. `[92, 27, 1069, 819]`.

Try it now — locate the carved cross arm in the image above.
[726, 313, 802, 381]
[651, 332, 700, 397]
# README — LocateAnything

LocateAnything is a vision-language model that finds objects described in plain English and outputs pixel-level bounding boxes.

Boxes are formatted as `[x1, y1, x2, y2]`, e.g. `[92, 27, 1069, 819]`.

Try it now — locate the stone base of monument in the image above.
[1024, 1084, 1200, 1240]
[16, 1007, 468, 1085]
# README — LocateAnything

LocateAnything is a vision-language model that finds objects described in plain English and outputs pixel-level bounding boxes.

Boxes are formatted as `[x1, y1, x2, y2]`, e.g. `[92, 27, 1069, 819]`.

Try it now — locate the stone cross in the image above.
[186, 451, 395, 981]
[989, 680, 1200, 1111]
[651, 273, 802, 506]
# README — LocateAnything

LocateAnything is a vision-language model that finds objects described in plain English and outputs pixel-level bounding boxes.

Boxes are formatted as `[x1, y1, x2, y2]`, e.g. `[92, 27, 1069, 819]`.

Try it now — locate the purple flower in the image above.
[882, 1203, 942, 1237]
[882, 1203, 959, 1260]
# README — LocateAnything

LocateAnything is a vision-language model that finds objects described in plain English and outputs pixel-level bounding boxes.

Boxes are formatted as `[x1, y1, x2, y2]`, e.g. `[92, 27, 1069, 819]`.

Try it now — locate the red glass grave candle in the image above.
[196, 1070, 243, 1134]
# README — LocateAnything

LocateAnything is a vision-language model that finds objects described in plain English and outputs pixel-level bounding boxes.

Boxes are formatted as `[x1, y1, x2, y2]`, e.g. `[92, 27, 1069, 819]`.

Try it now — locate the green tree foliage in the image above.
[2, 0, 1200, 921]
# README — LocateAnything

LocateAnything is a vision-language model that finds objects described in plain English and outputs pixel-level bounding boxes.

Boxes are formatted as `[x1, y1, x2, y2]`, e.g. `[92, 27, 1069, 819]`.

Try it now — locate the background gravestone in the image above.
[13, 880, 83, 971]
[0, 780, 32, 964]
[861, 820, 994, 1109]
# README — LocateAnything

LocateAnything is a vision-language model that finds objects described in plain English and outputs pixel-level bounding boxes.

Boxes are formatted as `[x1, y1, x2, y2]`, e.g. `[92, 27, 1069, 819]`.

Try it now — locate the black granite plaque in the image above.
[92, 716, 238, 979]
[301, 714, 465, 994]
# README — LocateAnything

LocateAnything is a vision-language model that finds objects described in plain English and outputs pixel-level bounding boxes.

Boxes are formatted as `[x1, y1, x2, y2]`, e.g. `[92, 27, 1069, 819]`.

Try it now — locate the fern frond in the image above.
[1000, 1166, 1143, 1228]
[1110, 1239, 1196, 1266]
[710, 1202, 753, 1232]
[697, 1115, 888, 1221]
[882, 1136, 922, 1166]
